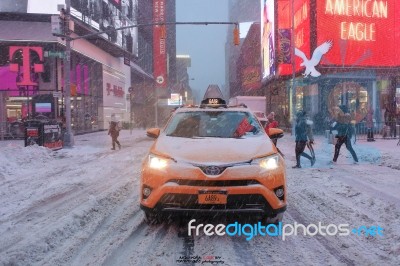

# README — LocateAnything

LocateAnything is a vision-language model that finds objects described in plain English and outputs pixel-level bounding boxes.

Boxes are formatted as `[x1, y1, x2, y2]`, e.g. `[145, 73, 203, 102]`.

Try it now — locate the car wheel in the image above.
[263, 213, 283, 225]
[143, 210, 162, 225]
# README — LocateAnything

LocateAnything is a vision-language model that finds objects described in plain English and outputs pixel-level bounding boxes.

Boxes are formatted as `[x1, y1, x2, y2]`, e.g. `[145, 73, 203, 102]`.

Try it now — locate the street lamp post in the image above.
[63, 0, 73, 147]
[291, 0, 296, 135]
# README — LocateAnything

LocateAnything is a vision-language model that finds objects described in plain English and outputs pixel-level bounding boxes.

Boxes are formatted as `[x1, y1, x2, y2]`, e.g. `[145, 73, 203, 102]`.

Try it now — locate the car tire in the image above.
[143, 210, 162, 225]
[263, 213, 283, 225]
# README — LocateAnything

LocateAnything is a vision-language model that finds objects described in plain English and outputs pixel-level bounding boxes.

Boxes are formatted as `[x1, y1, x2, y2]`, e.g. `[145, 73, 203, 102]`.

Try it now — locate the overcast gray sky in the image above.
[176, 0, 229, 102]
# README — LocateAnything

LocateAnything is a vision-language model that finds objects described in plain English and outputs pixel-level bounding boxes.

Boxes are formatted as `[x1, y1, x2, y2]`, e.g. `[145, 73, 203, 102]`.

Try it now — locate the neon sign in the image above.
[9, 46, 44, 86]
[325, 0, 388, 18]
[325, 0, 387, 42]
[317, 0, 398, 66]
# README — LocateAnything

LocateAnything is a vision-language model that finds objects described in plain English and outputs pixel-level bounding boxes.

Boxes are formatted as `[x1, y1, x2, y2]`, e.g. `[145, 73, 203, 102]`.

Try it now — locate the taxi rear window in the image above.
[165, 111, 262, 138]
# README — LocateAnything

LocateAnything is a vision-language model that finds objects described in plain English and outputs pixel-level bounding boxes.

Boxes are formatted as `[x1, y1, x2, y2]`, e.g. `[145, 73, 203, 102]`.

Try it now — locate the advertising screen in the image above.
[276, 0, 310, 76]
[316, 0, 400, 67]
[261, 0, 275, 79]
[35, 103, 52, 113]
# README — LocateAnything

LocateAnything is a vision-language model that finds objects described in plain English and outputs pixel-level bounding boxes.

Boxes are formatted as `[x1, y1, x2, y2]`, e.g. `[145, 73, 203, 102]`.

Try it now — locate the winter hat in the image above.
[296, 110, 305, 118]
[111, 114, 117, 122]
[344, 113, 352, 123]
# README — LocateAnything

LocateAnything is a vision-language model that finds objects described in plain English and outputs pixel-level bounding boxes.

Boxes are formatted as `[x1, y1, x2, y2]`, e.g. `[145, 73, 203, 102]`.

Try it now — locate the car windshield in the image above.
[165, 111, 262, 138]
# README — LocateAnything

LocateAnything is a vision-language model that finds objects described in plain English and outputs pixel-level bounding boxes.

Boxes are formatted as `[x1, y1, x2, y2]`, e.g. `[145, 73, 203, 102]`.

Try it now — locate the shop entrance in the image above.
[328, 81, 370, 123]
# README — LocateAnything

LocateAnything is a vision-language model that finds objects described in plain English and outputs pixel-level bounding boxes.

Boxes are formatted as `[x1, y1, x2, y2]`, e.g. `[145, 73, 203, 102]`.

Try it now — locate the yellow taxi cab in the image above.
[140, 91, 286, 224]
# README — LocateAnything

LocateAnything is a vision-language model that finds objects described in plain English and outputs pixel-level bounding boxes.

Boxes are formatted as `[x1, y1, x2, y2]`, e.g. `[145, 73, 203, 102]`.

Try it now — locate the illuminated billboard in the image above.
[261, 0, 275, 79]
[277, 0, 310, 76]
[317, 0, 400, 67]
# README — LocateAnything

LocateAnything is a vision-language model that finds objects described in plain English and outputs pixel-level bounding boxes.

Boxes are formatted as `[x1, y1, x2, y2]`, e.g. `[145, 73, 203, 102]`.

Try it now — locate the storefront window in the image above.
[328, 81, 369, 123]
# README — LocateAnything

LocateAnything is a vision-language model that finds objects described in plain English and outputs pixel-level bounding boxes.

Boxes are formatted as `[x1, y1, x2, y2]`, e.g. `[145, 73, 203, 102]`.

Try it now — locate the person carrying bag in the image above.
[331, 113, 358, 164]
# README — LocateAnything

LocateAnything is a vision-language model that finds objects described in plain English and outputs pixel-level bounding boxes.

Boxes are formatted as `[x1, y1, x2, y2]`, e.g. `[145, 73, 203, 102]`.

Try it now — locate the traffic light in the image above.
[233, 26, 240, 46]
[70, 84, 77, 97]
[51, 15, 65, 36]
[160, 25, 166, 39]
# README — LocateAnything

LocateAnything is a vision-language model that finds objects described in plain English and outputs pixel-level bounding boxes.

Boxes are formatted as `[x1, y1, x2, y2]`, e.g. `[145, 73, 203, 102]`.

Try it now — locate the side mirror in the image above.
[268, 128, 284, 139]
[146, 128, 160, 138]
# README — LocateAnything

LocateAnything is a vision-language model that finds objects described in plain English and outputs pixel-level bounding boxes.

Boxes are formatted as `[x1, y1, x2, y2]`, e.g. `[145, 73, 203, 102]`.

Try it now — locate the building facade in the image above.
[0, 0, 181, 136]
[0, 0, 148, 135]
[228, 0, 400, 133]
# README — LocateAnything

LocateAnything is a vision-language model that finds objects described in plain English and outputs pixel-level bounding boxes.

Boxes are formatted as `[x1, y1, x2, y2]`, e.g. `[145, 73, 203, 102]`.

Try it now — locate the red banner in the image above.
[277, 0, 310, 76]
[153, 0, 167, 88]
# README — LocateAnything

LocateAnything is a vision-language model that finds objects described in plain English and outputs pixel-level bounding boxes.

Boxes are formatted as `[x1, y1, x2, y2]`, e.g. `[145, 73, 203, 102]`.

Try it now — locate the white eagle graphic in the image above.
[295, 41, 333, 77]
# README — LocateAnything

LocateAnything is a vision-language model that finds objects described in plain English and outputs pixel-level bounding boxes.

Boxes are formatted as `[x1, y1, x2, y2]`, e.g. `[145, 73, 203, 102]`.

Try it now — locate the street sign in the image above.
[124, 55, 130, 66]
[53, 91, 62, 98]
[44, 51, 65, 58]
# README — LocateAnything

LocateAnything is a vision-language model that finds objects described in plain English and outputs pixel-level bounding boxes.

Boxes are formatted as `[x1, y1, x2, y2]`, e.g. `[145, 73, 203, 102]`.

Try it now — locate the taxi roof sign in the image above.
[201, 84, 226, 106]
[202, 84, 224, 100]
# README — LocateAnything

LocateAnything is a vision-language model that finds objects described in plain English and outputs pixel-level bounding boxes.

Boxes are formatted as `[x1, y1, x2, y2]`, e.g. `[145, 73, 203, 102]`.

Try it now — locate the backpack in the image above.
[116, 121, 122, 131]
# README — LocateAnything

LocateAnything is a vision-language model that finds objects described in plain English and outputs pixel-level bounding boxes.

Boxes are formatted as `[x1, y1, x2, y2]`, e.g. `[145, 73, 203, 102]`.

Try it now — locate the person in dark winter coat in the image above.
[365, 107, 375, 141]
[331, 113, 358, 163]
[108, 114, 121, 150]
[293, 110, 315, 168]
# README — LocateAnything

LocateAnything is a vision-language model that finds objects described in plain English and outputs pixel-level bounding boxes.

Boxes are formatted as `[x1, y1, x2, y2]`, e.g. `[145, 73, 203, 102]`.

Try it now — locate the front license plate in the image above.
[198, 191, 227, 204]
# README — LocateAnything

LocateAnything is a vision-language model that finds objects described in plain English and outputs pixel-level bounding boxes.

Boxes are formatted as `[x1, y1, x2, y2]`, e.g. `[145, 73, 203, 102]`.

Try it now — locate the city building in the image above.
[228, 0, 400, 133]
[0, 0, 147, 134]
[274, 0, 400, 133]
[0, 0, 180, 136]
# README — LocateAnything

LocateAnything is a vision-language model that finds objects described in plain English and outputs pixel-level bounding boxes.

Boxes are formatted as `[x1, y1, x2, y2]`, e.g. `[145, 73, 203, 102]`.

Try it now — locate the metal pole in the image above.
[0, 92, 4, 140]
[63, 0, 73, 147]
[130, 92, 133, 134]
[291, 0, 296, 134]
[27, 89, 29, 119]
[155, 88, 158, 128]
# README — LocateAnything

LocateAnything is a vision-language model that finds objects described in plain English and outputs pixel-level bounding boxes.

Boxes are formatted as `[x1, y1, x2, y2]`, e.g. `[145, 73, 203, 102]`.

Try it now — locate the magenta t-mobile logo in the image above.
[9, 46, 44, 86]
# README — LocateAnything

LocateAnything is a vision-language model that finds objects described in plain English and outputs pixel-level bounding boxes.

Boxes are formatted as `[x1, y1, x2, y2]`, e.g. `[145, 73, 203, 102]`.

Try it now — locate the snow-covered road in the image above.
[0, 130, 399, 265]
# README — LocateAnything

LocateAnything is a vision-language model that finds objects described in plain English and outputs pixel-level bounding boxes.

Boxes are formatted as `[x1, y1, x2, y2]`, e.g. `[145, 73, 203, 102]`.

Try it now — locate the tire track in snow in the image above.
[286, 206, 356, 266]
[65, 184, 143, 265]
[0, 135, 150, 265]
[231, 237, 259, 266]
[177, 218, 196, 266]
[102, 222, 171, 265]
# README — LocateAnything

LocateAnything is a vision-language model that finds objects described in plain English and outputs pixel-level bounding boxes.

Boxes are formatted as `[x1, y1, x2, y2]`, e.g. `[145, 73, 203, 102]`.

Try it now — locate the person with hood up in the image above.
[331, 113, 358, 164]
[108, 114, 121, 150]
[293, 110, 315, 168]
[264, 112, 279, 145]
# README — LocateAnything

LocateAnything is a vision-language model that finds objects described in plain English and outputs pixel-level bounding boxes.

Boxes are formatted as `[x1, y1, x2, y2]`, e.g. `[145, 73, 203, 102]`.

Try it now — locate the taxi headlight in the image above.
[149, 154, 169, 169]
[253, 155, 279, 170]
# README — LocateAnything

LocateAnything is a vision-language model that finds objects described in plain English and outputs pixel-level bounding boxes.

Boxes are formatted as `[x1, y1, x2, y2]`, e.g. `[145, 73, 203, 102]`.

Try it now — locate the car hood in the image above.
[151, 135, 275, 164]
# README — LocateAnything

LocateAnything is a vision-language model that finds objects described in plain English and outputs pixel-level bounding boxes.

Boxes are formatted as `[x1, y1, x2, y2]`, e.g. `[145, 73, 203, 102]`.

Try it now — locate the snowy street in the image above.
[1, 130, 400, 265]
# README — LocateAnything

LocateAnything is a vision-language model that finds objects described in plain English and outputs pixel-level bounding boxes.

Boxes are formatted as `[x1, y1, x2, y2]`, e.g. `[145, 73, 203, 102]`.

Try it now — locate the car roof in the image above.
[173, 105, 253, 113]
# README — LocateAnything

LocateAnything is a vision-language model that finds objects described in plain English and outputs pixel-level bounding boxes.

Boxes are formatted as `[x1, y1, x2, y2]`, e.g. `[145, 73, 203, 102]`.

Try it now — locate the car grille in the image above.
[166, 179, 260, 187]
[192, 161, 251, 176]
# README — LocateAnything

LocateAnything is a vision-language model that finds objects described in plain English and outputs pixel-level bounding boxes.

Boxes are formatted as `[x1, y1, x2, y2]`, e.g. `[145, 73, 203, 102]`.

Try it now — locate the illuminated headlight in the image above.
[149, 154, 169, 169]
[253, 155, 279, 170]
